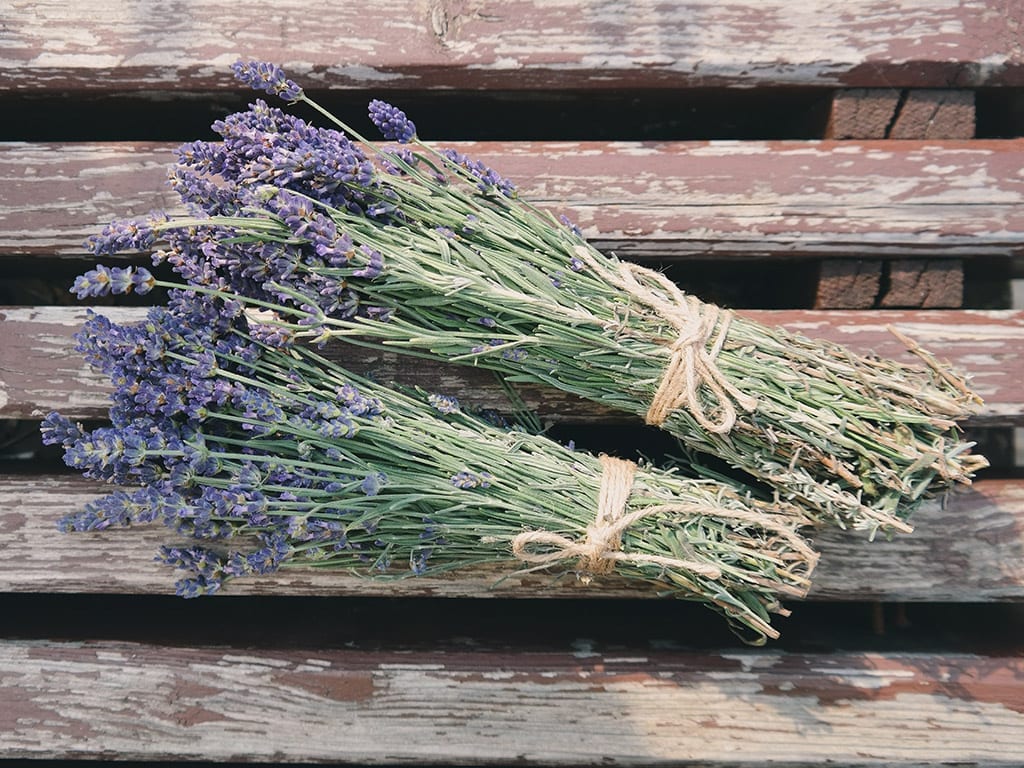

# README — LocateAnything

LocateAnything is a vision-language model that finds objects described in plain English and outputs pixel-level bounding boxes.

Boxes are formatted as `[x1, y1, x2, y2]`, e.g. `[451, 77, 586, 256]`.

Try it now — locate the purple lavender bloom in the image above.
[337, 384, 383, 417]
[502, 347, 528, 362]
[175, 577, 222, 598]
[442, 148, 516, 197]
[352, 246, 384, 279]
[71, 265, 157, 298]
[559, 214, 584, 238]
[71, 266, 113, 298]
[85, 219, 158, 256]
[368, 100, 417, 143]
[106, 266, 134, 295]
[57, 485, 168, 533]
[427, 393, 460, 415]
[168, 165, 244, 216]
[248, 321, 296, 349]
[40, 412, 84, 447]
[380, 147, 419, 175]
[131, 267, 157, 294]
[245, 532, 291, 575]
[360, 472, 387, 497]
[231, 59, 304, 102]
[410, 548, 432, 575]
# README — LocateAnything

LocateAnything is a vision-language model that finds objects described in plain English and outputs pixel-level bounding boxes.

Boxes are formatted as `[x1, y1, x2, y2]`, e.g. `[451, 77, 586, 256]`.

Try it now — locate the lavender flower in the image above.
[442, 148, 516, 196]
[427, 393, 461, 414]
[231, 59, 304, 102]
[86, 218, 158, 256]
[368, 100, 417, 143]
[40, 412, 84, 447]
[71, 265, 156, 298]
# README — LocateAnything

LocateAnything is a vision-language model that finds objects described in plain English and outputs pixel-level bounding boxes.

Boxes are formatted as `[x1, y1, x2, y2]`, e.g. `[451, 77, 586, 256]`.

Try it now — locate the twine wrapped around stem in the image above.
[512, 455, 725, 580]
[571, 246, 757, 433]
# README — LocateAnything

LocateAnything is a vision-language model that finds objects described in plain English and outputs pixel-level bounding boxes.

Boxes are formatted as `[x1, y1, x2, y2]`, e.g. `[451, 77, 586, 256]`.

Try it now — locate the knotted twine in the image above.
[572, 245, 757, 435]
[511, 455, 724, 581]
[511, 454, 818, 587]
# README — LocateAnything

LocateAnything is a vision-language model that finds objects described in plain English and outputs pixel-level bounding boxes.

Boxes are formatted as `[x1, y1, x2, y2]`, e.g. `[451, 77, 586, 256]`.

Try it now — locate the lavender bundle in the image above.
[44, 287, 816, 642]
[85, 60, 987, 536]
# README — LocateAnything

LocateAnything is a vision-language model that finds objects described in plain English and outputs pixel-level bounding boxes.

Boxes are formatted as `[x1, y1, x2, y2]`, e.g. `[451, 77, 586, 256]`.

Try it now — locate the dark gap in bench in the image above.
[0, 255, 166, 308]
[7, 421, 1015, 477]
[963, 256, 1015, 308]
[0, 255, 851, 310]
[0, 88, 833, 143]
[975, 87, 1024, 138]
[4, 254, 1014, 312]
[0, 765, 487, 768]
[2, 593, 1022, 656]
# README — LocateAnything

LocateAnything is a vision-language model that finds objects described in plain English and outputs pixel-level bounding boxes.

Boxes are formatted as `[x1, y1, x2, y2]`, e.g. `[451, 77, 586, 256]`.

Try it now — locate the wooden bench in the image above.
[2, 2, 1023, 764]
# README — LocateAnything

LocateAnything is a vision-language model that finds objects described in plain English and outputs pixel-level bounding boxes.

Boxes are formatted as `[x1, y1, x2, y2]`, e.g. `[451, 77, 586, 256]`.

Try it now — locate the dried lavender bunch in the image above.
[88, 59, 986, 536]
[45, 285, 816, 642]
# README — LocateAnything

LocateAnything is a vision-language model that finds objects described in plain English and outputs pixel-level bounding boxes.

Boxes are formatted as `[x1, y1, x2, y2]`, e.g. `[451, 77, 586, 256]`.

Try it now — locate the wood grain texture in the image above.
[2, 640, 1023, 764]
[3, 0, 1022, 91]
[4, 139, 1024, 260]
[2, 306, 1020, 425]
[0, 474, 1019, 601]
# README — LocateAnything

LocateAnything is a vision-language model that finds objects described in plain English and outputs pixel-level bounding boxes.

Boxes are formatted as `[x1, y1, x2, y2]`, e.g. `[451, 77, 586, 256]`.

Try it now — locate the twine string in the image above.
[511, 455, 724, 580]
[572, 245, 757, 434]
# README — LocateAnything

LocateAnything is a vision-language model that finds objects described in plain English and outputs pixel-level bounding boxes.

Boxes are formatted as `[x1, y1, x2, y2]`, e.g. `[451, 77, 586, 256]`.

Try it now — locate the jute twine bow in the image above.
[511, 455, 725, 581]
[573, 245, 757, 434]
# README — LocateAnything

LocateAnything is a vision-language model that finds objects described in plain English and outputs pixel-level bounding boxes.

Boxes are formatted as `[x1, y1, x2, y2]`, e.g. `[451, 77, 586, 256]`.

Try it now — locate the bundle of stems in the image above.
[45, 285, 816, 642]
[88, 60, 987, 536]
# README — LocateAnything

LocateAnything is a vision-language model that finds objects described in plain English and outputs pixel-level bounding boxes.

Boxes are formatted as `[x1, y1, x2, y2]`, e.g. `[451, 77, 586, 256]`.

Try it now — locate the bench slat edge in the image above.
[2, 306, 1019, 424]
[4, 140, 1023, 259]
[4, 0, 1021, 90]
[2, 639, 1022, 764]
[2, 474, 1020, 601]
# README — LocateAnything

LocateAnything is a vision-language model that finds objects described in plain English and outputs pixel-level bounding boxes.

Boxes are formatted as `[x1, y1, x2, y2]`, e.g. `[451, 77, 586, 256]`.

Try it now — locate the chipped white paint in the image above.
[6, 641, 1022, 763]
[3, 473, 1021, 600]
[2, 0, 1019, 90]
[719, 653, 783, 673]
[8, 140, 1024, 259]
[810, 666, 918, 689]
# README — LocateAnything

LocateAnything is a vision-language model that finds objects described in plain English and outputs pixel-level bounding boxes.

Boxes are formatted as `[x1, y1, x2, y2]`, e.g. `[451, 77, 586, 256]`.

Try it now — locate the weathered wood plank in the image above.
[2, 640, 1022, 764]
[2, 306, 1019, 426]
[1, 474, 1020, 601]
[3, 0, 1021, 91]
[4, 140, 1023, 260]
